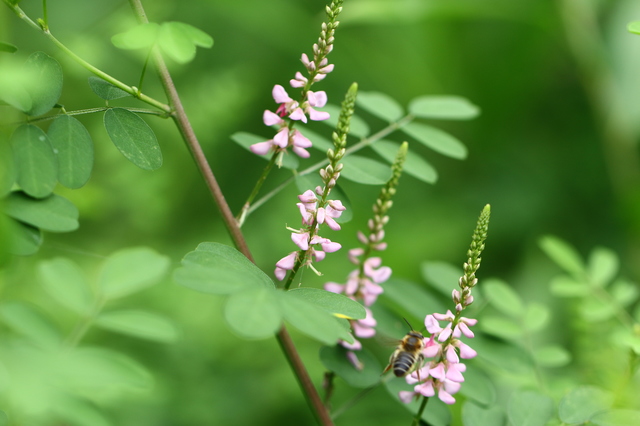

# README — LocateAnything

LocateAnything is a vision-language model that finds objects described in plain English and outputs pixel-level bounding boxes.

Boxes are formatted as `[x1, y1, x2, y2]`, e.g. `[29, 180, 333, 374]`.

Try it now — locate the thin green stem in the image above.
[237, 152, 278, 226]
[138, 48, 152, 95]
[21, 106, 168, 125]
[246, 114, 415, 218]
[42, 0, 48, 29]
[64, 298, 105, 348]
[412, 397, 429, 426]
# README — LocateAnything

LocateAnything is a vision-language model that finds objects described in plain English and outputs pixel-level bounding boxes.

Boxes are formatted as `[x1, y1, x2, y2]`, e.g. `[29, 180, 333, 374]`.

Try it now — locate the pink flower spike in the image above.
[313, 73, 327, 82]
[433, 310, 455, 321]
[298, 190, 318, 204]
[445, 345, 459, 363]
[320, 63, 335, 73]
[429, 363, 446, 381]
[357, 231, 369, 245]
[301, 53, 312, 68]
[249, 141, 273, 155]
[425, 315, 442, 334]
[438, 323, 453, 342]
[327, 199, 346, 212]
[291, 232, 310, 251]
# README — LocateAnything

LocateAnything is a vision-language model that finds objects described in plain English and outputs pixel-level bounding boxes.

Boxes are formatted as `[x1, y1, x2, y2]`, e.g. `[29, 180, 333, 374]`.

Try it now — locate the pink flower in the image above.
[249, 127, 289, 155]
[274, 252, 297, 281]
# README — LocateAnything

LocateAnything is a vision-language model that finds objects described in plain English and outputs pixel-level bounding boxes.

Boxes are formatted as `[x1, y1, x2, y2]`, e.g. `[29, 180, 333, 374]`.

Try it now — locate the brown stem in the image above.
[127, 1, 333, 424]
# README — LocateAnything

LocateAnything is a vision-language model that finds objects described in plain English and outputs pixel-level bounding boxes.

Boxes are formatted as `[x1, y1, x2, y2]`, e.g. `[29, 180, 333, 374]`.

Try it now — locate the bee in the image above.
[382, 319, 425, 378]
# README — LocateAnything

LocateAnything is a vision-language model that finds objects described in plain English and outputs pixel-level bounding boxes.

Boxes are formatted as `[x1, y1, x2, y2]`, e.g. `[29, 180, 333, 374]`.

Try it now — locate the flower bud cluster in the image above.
[250, 1, 342, 159]
[399, 205, 490, 405]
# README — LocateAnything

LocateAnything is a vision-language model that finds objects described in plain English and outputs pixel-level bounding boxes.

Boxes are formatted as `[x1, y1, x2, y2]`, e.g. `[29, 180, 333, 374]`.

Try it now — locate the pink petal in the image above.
[292, 130, 312, 148]
[291, 232, 309, 251]
[324, 282, 344, 294]
[273, 128, 289, 148]
[274, 267, 287, 281]
[292, 146, 310, 158]
[324, 216, 341, 231]
[415, 381, 436, 397]
[321, 241, 341, 253]
[424, 315, 442, 334]
[437, 389, 456, 405]
[398, 391, 416, 404]
[289, 107, 307, 123]
[249, 141, 273, 155]
[445, 345, 459, 363]
[272, 84, 291, 103]
[429, 363, 446, 381]
[263, 110, 284, 126]
[307, 107, 330, 121]
[308, 90, 328, 107]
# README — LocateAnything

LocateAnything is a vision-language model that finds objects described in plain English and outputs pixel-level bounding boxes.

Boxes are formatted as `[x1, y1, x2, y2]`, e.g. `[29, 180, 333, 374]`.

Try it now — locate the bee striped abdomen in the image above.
[393, 352, 418, 377]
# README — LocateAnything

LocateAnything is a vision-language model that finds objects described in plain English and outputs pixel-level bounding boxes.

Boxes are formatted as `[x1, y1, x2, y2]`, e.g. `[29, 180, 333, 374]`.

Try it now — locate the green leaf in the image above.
[158, 22, 213, 64]
[479, 315, 523, 339]
[299, 128, 333, 152]
[340, 155, 392, 185]
[295, 174, 353, 223]
[322, 104, 370, 138]
[549, 275, 589, 297]
[52, 398, 111, 426]
[533, 345, 571, 367]
[628, 21, 640, 35]
[507, 389, 554, 426]
[4, 218, 42, 256]
[88, 76, 130, 100]
[0, 42, 17, 53]
[400, 122, 467, 159]
[174, 242, 274, 294]
[0, 60, 32, 111]
[98, 247, 170, 300]
[111, 23, 159, 50]
[588, 246, 618, 287]
[48, 115, 94, 189]
[539, 235, 585, 277]
[421, 261, 461, 296]
[381, 278, 446, 321]
[230, 131, 298, 170]
[0, 302, 61, 348]
[95, 309, 179, 343]
[482, 278, 524, 318]
[459, 366, 496, 406]
[223, 287, 282, 339]
[319, 345, 381, 388]
[356, 91, 404, 122]
[3, 191, 78, 232]
[610, 279, 640, 307]
[462, 401, 504, 426]
[592, 409, 640, 426]
[522, 302, 550, 332]
[104, 108, 162, 170]
[0, 141, 16, 197]
[558, 386, 613, 424]
[22, 51, 63, 116]
[371, 140, 437, 184]
[579, 297, 616, 322]
[38, 257, 93, 315]
[10, 124, 57, 198]
[287, 288, 365, 320]
[473, 337, 533, 373]
[408, 95, 480, 120]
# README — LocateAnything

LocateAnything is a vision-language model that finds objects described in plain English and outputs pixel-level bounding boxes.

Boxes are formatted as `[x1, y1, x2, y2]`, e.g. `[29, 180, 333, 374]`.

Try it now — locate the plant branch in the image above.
[127, 1, 333, 424]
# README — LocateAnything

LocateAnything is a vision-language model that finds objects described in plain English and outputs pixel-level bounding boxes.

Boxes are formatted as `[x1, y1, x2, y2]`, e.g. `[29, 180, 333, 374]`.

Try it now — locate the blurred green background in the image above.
[2, 0, 640, 424]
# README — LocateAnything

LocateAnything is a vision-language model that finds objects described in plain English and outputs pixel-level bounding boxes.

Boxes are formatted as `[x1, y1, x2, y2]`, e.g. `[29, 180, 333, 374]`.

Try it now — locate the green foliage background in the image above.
[2, 0, 640, 424]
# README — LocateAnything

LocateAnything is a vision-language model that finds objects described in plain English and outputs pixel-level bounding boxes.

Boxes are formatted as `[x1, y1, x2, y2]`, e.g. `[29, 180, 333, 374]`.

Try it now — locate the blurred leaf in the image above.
[0, 302, 61, 348]
[287, 287, 365, 320]
[401, 122, 467, 159]
[479, 315, 523, 339]
[340, 155, 392, 184]
[158, 22, 213, 64]
[95, 310, 179, 343]
[299, 128, 333, 152]
[539, 235, 585, 277]
[610, 279, 639, 307]
[5, 218, 42, 256]
[558, 386, 613, 424]
[0, 141, 15, 197]
[592, 410, 640, 426]
[3, 191, 78, 232]
[614, 330, 640, 355]
[579, 297, 616, 322]
[371, 140, 437, 184]
[98, 247, 170, 300]
[88, 76, 130, 100]
[0, 410, 7, 426]
[628, 21, 640, 35]
[507, 389, 554, 426]
[230, 131, 298, 170]
[22, 51, 63, 116]
[104, 108, 162, 171]
[473, 336, 533, 373]
[356, 91, 404, 122]
[59, 347, 153, 392]
[588, 246, 618, 287]
[459, 366, 496, 406]
[0, 60, 32, 111]
[295, 174, 353, 223]
[421, 261, 461, 297]
[0, 42, 17, 53]
[38, 257, 93, 315]
[174, 242, 274, 294]
[381, 278, 446, 320]
[319, 345, 381, 388]
[111, 23, 159, 50]
[322, 104, 370, 138]
[48, 115, 94, 189]
[384, 378, 451, 426]
[53, 398, 112, 426]
[223, 287, 282, 339]
[409, 95, 480, 120]
[522, 302, 550, 332]
[10, 124, 57, 198]
[549, 275, 589, 297]
[280, 291, 351, 345]
[482, 279, 524, 318]
[462, 401, 504, 426]
[533, 345, 571, 367]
